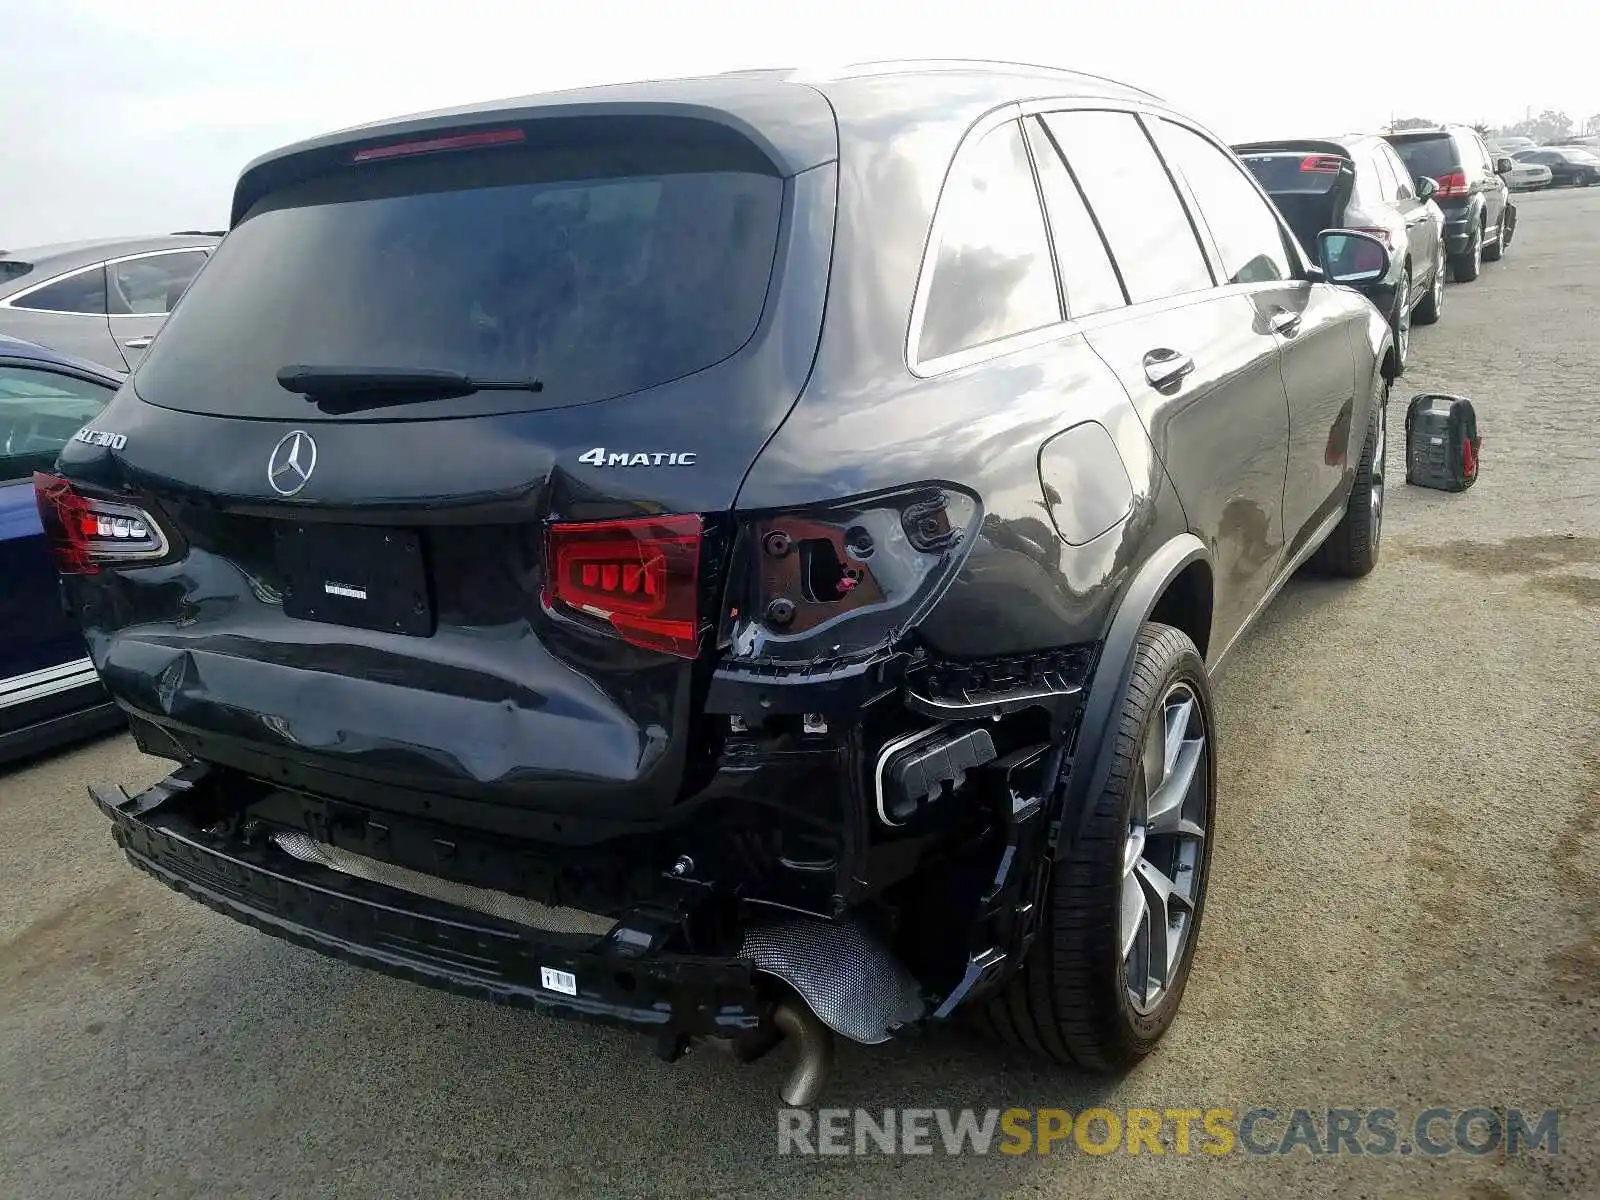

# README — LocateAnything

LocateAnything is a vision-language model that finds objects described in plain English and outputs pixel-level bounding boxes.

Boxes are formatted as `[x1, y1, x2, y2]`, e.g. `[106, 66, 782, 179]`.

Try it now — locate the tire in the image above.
[1450, 220, 1482, 282]
[981, 622, 1217, 1072]
[1483, 213, 1505, 262]
[1311, 381, 1386, 578]
[1576, 170, 1593, 188]
[1389, 268, 1411, 374]
[1413, 247, 1445, 325]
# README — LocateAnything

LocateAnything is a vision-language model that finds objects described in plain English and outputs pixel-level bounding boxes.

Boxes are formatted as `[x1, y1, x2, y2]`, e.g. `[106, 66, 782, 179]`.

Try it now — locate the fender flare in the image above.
[1057, 533, 1210, 857]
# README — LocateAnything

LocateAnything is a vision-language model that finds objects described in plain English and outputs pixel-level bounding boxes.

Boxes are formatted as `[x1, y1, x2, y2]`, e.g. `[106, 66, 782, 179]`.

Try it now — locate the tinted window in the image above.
[1153, 121, 1290, 286]
[1043, 111, 1211, 303]
[109, 251, 209, 315]
[918, 121, 1061, 361]
[1388, 135, 1459, 181]
[1380, 145, 1417, 198]
[1365, 147, 1400, 200]
[1024, 117, 1126, 318]
[0, 365, 112, 482]
[1238, 152, 1344, 196]
[134, 133, 784, 420]
[10, 267, 107, 315]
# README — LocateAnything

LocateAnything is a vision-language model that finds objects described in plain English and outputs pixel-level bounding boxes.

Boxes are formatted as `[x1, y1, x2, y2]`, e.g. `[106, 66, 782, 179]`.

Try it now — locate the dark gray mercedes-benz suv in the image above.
[38, 61, 1393, 1102]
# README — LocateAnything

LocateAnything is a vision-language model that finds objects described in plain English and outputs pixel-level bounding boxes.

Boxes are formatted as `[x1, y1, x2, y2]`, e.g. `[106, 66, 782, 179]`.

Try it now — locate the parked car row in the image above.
[1234, 123, 1514, 378]
[1510, 144, 1600, 187]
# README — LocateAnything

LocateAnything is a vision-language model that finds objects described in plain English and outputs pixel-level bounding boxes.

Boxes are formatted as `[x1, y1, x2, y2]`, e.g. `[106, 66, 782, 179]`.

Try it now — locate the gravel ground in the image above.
[2, 188, 1596, 1200]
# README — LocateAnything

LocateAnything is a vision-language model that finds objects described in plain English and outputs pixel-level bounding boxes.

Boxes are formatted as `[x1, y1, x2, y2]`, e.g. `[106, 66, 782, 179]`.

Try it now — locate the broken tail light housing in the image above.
[1299, 154, 1345, 174]
[32, 473, 169, 576]
[544, 514, 703, 657]
[723, 485, 980, 668]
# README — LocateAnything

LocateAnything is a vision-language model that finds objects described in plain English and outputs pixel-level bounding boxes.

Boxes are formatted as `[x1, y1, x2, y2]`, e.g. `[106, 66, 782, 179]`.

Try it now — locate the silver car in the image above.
[0, 234, 219, 372]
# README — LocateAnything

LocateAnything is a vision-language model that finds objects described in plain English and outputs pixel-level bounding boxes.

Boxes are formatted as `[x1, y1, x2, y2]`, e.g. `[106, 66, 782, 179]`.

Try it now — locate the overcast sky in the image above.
[5, 0, 1595, 246]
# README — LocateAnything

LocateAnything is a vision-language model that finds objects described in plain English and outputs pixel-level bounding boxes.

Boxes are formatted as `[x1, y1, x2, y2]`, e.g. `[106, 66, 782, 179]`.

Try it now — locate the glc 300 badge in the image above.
[72, 427, 128, 450]
[577, 447, 697, 467]
[267, 430, 318, 496]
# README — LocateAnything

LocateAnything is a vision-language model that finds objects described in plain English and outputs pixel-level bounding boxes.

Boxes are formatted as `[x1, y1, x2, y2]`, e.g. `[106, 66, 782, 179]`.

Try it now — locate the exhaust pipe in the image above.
[773, 1000, 835, 1107]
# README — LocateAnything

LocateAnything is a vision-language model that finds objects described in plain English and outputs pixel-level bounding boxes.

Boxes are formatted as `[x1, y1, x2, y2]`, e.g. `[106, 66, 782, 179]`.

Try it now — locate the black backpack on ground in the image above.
[1405, 393, 1481, 491]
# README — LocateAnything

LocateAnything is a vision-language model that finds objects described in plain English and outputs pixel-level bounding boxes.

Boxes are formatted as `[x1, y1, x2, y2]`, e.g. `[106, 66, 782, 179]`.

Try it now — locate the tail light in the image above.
[1300, 154, 1345, 174]
[544, 515, 703, 657]
[1352, 226, 1395, 250]
[1433, 170, 1468, 198]
[32, 473, 169, 576]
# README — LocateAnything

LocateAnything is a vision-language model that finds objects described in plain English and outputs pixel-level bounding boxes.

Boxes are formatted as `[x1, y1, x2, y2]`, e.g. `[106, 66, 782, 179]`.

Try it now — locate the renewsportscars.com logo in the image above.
[777, 1106, 1562, 1157]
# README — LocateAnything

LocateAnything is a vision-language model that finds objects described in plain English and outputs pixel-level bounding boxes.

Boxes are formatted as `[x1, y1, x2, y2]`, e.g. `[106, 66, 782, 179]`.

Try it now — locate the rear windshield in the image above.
[1388, 135, 1459, 180]
[1238, 152, 1345, 195]
[134, 130, 784, 420]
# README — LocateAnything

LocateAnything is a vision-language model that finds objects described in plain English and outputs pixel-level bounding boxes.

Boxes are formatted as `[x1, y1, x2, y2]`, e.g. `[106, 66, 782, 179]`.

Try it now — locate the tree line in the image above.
[1388, 110, 1600, 144]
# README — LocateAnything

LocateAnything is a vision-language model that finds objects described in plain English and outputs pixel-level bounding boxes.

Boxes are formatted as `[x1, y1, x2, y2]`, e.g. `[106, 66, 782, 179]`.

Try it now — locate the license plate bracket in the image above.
[275, 523, 434, 637]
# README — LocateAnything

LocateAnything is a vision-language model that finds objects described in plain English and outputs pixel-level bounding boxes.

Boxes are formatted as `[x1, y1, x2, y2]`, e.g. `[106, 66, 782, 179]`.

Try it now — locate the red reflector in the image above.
[545, 515, 703, 657]
[33, 472, 100, 575]
[1300, 155, 1345, 173]
[350, 127, 526, 164]
[1433, 170, 1468, 198]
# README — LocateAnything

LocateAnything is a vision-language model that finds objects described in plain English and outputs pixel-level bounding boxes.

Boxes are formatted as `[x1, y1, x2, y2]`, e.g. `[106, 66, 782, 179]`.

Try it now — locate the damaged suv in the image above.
[40, 62, 1393, 1102]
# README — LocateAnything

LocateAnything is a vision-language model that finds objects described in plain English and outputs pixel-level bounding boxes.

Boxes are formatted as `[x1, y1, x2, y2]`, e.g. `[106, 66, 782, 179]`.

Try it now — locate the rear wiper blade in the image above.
[276, 364, 544, 406]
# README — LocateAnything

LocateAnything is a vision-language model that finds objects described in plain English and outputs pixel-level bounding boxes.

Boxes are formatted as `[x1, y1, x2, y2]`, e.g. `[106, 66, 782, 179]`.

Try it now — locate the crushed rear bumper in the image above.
[91, 766, 769, 1041]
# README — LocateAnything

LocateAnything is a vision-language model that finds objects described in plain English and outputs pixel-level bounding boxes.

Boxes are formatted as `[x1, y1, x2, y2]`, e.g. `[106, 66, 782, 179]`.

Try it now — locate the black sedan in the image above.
[1513, 146, 1600, 187]
[1, 335, 124, 763]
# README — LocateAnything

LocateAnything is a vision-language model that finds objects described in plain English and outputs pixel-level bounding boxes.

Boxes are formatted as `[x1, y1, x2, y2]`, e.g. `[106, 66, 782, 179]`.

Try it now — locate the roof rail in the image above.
[170, 229, 225, 237]
[820, 58, 1164, 101]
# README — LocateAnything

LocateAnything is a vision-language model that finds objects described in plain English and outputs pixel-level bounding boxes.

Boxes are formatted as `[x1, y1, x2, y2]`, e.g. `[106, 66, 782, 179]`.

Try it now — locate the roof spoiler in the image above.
[169, 230, 225, 237]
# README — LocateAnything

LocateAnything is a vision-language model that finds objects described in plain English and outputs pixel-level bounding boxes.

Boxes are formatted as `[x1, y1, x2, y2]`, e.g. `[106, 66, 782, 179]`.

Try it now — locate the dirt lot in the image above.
[3, 187, 1596, 1200]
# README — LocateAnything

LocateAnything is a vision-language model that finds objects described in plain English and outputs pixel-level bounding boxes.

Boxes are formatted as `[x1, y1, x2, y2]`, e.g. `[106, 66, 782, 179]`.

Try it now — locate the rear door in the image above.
[1038, 107, 1290, 648]
[0, 266, 123, 370]
[1376, 142, 1440, 276]
[1464, 131, 1506, 232]
[105, 249, 211, 369]
[0, 358, 115, 679]
[1150, 118, 1358, 565]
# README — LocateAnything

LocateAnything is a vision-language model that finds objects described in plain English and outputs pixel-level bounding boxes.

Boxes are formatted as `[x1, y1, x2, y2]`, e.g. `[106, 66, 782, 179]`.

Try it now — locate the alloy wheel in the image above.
[1121, 682, 1209, 1015]
[1433, 251, 1445, 311]
[1395, 273, 1411, 365]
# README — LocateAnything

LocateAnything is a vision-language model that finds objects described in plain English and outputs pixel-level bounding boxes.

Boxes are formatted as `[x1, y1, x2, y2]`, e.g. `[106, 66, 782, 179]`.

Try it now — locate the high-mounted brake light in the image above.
[32, 473, 168, 576]
[1433, 169, 1468, 198]
[544, 515, 703, 658]
[350, 127, 526, 164]
[1300, 155, 1345, 174]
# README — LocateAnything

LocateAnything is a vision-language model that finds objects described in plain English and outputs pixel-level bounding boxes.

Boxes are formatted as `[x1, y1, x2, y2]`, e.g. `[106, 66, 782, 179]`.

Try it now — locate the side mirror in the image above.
[1494, 157, 1514, 174]
[1317, 229, 1391, 286]
[1415, 176, 1439, 200]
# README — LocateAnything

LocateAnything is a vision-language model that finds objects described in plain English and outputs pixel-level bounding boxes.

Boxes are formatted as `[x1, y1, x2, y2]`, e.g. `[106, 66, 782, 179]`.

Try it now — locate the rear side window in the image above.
[109, 251, 209, 315]
[1379, 145, 1417, 198]
[1023, 117, 1126, 318]
[0, 365, 113, 482]
[1389, 135, 1459, 182]
[917, 120, 1061, 362]
[134, 130, 785, 420]
[1152, 121, 1290, 285]
[10, 267, 107, 315]
[1042, 110, 1212, 304]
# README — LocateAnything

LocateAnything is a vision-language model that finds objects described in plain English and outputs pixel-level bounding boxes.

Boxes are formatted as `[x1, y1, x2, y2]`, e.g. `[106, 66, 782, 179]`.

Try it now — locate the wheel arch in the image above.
[1057, 533, 1211, 859]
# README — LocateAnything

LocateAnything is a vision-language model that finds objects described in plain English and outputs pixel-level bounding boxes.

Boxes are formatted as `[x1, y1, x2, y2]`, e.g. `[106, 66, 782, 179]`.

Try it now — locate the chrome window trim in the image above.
[1, 247, 212, 316]
[0, 657, 99, 709]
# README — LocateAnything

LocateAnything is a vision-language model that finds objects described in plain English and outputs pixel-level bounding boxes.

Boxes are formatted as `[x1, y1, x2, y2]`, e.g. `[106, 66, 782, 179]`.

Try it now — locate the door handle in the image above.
[1142, 348, 1194, 389]
[122, 336, 154, 350]
[1268, 310, 1302, 336]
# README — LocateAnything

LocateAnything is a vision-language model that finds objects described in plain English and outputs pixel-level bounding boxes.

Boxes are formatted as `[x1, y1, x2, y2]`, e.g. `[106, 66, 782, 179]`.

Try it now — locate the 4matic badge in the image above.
[577, 447, 697, 467]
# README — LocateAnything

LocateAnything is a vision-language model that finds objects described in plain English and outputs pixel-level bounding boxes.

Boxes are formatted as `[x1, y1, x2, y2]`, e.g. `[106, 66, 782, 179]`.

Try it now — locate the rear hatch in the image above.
[1385, 132, 1469, 213]
[52, 101, 838, 835]
[1234, 142, 1356, 257]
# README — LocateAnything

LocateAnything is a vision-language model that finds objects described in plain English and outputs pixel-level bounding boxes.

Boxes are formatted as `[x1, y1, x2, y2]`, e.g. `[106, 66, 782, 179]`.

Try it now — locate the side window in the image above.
[9, 267, 108, 316]
[1042, 110, 1212, 303]
[1152, 120, 1291, 286]
[1383, 146, 1416, 198]
[916, 120, 1061, 363]
[1367, 148, 1399, 199]
[109, 251, 209, 316]
[0, 365, 113, 482]
[1023, 117, 1127, 318]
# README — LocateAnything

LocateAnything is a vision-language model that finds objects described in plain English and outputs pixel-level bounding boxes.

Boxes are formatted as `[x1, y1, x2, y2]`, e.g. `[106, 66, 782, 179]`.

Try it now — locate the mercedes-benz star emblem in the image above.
[267, 430, 317, 497]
